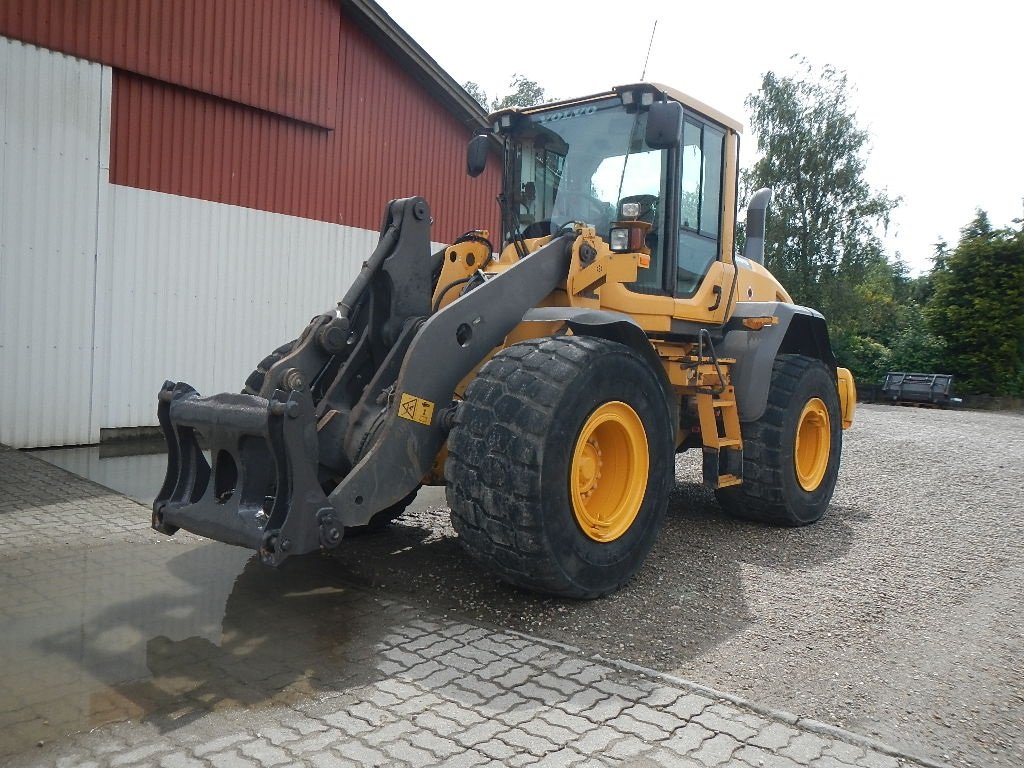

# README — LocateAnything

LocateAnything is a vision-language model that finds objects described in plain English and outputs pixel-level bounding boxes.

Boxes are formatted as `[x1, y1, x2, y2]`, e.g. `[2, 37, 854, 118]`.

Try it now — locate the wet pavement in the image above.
[1, 443, 946, 767]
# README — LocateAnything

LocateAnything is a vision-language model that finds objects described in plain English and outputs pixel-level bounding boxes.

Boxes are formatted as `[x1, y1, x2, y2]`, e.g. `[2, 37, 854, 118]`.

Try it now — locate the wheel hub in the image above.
[795, 397, 830, 492]
[570, 401, 649, 543]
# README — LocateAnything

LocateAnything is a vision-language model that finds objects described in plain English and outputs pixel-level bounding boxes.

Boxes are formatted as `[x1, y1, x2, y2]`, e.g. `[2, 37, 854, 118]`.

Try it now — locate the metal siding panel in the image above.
[0, 38, 101, 447]
[100, 185, 448, 431]
[0, 0, 339, 128]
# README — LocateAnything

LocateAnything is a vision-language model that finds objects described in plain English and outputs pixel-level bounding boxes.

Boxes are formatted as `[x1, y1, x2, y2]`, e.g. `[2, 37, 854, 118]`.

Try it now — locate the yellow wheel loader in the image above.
[153, 83, 856, 599]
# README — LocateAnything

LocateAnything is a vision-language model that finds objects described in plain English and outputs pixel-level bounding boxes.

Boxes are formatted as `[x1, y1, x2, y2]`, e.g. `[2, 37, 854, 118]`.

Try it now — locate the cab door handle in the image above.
[708, 284, 723, 312]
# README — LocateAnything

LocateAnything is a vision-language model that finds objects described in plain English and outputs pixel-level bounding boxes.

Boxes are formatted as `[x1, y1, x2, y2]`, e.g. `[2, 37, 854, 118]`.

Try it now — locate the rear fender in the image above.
[718, 302, 838, 422]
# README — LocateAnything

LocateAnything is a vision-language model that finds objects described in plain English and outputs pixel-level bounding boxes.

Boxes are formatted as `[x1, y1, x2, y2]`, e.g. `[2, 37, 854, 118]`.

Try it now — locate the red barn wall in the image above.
[0, 0, 501, 242]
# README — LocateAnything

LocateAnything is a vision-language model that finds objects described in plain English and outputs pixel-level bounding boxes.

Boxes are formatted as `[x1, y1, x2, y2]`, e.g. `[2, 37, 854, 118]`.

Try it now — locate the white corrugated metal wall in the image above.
[1, 37, 444, 448]
[0, 38, 102, 447]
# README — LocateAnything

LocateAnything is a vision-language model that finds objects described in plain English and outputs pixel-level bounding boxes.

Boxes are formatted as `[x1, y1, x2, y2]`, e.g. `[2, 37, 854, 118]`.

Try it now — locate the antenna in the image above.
[640, 20, 658, 80]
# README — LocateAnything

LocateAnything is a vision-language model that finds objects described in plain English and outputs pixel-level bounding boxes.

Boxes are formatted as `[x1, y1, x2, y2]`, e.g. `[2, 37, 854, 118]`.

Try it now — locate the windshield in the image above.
[505, 97, 666, 245]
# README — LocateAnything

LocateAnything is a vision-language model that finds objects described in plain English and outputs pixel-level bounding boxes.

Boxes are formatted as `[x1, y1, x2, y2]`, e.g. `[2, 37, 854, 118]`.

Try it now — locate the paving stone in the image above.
[689, 732, 741, 766]
[812, 756, 861, 768]
[621, 701, 685, 734]
[571, 725, 627, 755]
[644, 747, 704, 767]
[665, 693, 714, 721]
[306, 751, 361, 768]
[553, 686, 608, 715]
[452, 719, 508, 747]
[289, 730, 342, 755]
[693, 707, 760, 741]
[256, 726, 302, 746]
[474, 737, 519, 761]
[407, 729, 464, 759]
[499, 727, 552, 756]
[322, 711, 376, 735]
[659, 721, 714, 757]
[440, 749, 492, 768]
[192, 735, 252, 758]
[780, 733, 829, 763]
[821, 741, 866, 764]
[750, 721, 801, 751]
[606, 711, 671, 743]
[518, 715, 579, 746]
[853, 753, 901, 768]
[529, 746, 587, 767]
[237, 738, 292, 766]
[110, 743, 174, 766]
[158, 755, 205, 768]
[380, 737, 436, 765]
[360, 719, 416, 747]
[330, 741, 391, 767]
[390, 691, 444, 716]
[207, 749, 260, 768]
[602, 733, 652, 760]
[537, 707, 599, 736]
[577, 694, 633, 724]
[592, 678, 649, 701]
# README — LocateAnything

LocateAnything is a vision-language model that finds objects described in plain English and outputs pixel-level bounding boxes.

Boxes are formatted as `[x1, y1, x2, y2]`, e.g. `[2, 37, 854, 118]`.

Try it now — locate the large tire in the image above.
[716, 354, 842, 526]
[446, 336, 674, 599]
[241, 341, 296, 395]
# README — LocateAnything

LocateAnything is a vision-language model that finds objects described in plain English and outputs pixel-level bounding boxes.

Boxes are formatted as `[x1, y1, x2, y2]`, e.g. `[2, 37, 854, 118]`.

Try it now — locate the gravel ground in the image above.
[329, 404, 1024, 767]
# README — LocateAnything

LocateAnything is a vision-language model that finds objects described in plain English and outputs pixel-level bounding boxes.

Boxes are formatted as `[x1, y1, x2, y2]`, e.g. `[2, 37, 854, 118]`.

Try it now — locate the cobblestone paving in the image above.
[1, 446, 943, 767]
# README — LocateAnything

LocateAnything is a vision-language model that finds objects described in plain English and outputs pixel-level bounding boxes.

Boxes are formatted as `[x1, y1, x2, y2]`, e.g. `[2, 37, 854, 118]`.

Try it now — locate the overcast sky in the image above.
[379, 0, 1023, 274]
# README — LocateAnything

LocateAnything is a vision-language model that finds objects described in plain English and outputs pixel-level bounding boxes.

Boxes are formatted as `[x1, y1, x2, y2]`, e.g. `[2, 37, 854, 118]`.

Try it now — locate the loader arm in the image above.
[153, 196, 572, 566]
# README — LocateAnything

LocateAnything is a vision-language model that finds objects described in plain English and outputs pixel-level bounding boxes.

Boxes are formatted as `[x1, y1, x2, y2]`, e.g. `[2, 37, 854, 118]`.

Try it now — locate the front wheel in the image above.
[445, 336, 674, 599]
[716, 354, 842, 526]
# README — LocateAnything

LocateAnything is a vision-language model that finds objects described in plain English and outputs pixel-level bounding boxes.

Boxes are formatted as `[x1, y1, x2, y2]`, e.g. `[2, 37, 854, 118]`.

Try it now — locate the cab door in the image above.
[672, 117, 732, 325]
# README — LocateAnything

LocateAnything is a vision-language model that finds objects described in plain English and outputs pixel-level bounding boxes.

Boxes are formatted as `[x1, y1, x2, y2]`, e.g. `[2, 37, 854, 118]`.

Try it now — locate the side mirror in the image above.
[645, 101, 683, 149]
[467, 135, 489, 177]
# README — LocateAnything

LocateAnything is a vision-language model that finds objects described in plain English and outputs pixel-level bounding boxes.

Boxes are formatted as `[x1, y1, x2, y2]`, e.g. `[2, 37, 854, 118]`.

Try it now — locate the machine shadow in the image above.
[38, 546, 415, 736]
[328, 471, 859, 670]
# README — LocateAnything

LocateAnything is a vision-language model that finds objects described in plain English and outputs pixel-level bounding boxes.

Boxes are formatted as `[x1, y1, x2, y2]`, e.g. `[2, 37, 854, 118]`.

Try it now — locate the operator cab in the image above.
[478, 83, 741, 302]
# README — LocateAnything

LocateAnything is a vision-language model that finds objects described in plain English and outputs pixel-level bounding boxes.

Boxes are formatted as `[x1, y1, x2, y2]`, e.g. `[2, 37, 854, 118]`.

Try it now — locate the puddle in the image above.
[0, 541, 413, 758]
[6, 440, 447, 757]
[33, 439, 172, 506]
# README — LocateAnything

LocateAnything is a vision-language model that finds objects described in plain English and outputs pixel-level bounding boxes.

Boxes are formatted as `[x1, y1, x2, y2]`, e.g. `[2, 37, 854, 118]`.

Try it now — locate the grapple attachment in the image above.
[153, 381, 342, 566]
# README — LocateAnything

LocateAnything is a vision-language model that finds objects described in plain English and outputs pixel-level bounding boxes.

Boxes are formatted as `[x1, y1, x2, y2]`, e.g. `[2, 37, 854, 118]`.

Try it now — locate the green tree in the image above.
[925, 211, 1024, 395]
[463, 81, 488, 110]
[463, 75, 553, 112]
[743, 58, 900, 333]
[490, 74, 550, 110]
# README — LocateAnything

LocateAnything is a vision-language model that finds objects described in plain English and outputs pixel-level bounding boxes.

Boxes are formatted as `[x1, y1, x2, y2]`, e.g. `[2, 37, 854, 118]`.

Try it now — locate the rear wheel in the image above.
[446, 336, 673, 598]
[716, 354, 842, 526]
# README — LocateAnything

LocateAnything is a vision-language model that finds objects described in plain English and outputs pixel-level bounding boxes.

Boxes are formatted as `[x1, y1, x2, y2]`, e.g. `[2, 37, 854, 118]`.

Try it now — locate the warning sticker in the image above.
[398, 392, 435, 426]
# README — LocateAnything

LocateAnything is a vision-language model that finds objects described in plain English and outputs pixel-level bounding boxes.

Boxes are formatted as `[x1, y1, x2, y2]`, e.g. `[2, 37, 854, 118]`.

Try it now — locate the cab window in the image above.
[677, 120, 725, 297]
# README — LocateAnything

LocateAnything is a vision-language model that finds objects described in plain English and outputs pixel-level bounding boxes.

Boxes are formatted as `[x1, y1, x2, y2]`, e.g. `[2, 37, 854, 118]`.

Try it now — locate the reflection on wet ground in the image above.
[6, 441, 444, 760]
[33, 438, 170, 506]
[0, 540, 416, 759]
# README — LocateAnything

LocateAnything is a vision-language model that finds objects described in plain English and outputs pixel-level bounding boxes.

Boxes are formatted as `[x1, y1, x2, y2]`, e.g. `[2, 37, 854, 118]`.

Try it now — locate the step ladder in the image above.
[695, 384, 743, 489]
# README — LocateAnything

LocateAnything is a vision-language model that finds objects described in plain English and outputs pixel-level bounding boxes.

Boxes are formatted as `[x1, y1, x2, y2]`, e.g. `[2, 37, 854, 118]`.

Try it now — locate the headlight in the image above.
[621, 202, 641, 218]
[609, 227, 631, 252]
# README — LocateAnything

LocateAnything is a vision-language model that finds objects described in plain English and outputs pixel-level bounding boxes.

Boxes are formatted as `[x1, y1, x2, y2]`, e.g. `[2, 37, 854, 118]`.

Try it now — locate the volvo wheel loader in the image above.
[153, 83, 856, 599]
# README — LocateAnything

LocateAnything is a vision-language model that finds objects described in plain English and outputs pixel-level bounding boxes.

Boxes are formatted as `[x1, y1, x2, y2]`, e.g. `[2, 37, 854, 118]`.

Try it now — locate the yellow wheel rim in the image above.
[570, 401, 649, 542]
[795, 398, 830, 491]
